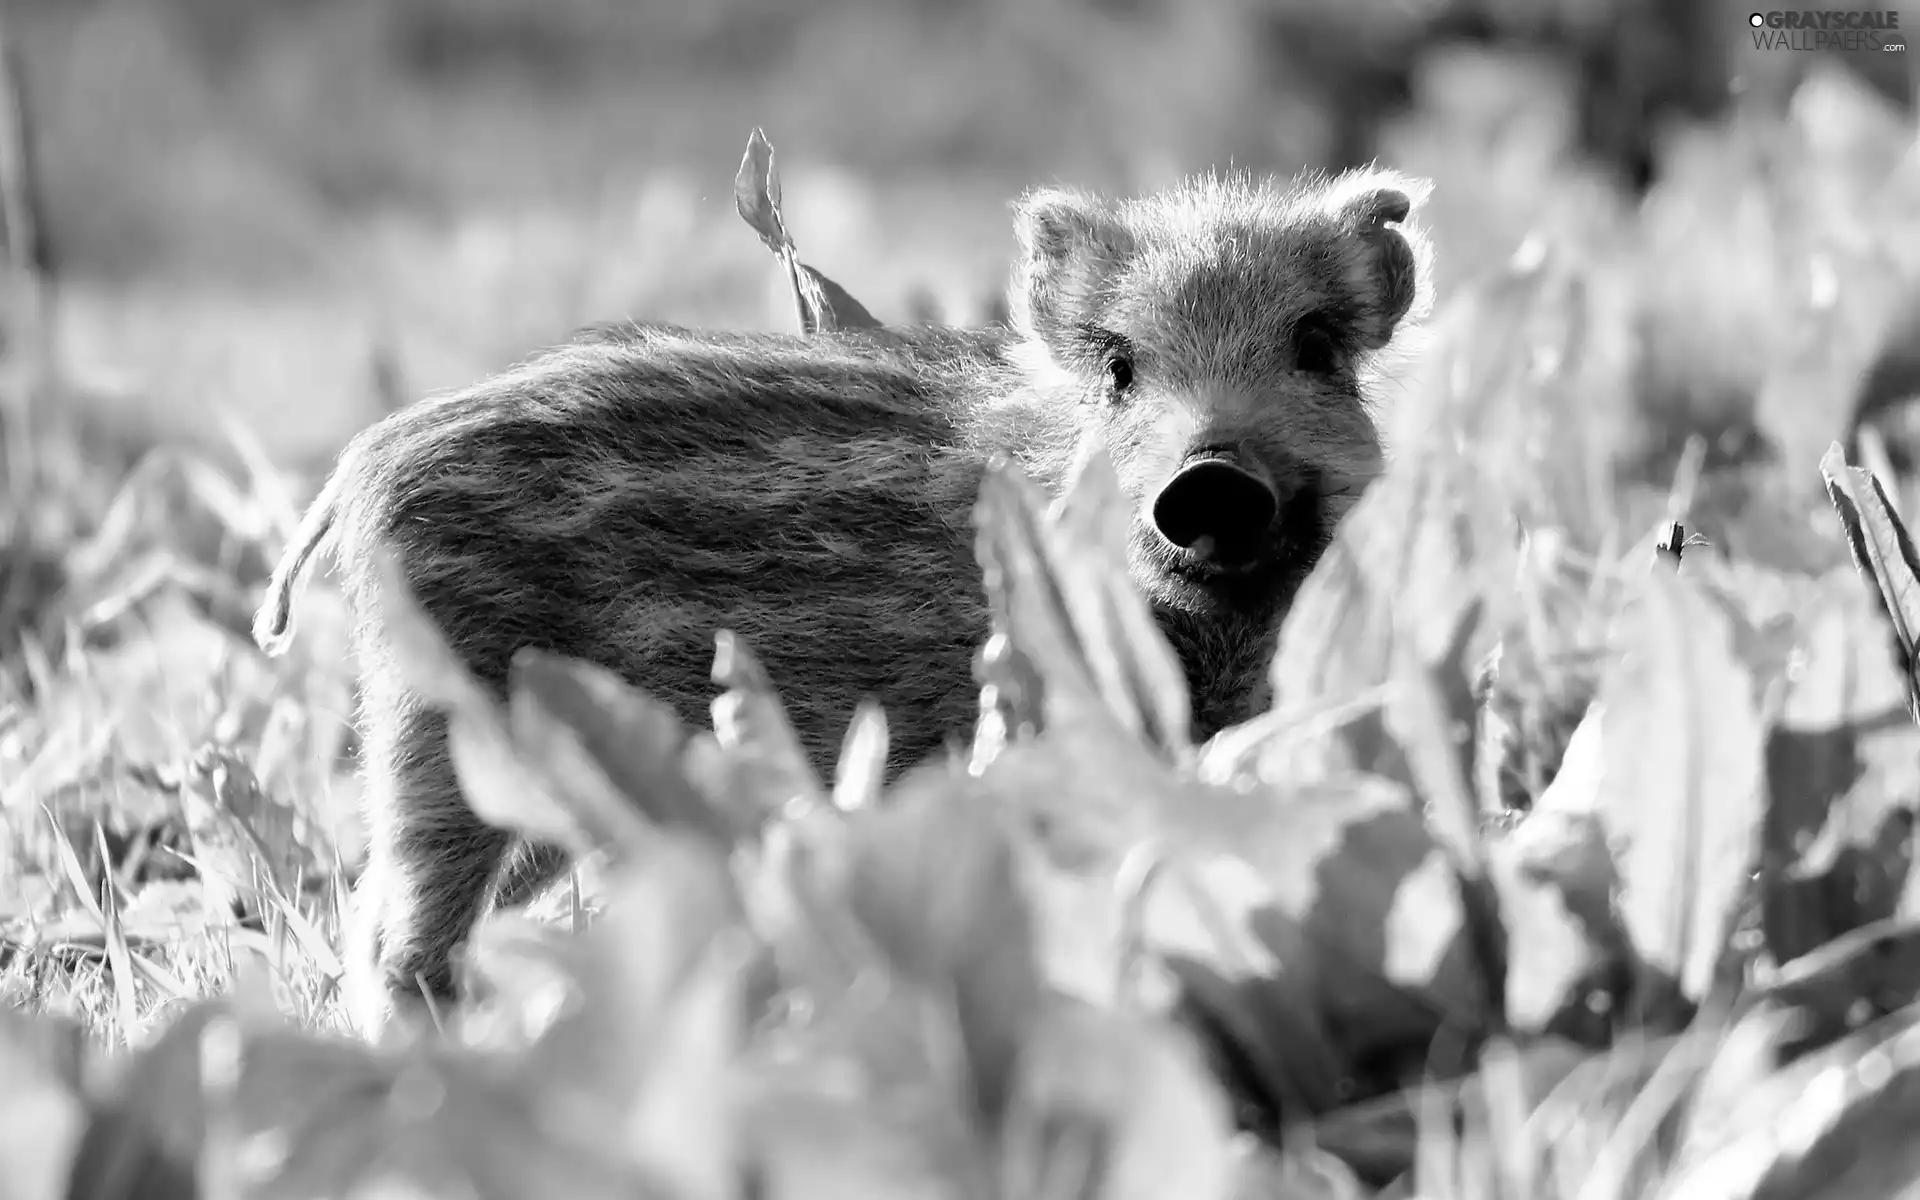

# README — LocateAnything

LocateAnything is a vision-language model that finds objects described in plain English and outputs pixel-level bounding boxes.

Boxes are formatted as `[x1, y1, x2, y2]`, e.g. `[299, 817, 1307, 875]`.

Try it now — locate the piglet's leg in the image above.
[345, 690, 509, 1042]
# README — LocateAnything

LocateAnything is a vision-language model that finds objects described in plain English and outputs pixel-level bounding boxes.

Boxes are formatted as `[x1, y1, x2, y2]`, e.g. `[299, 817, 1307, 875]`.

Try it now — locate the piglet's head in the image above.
[1006, 168, 1432, 618]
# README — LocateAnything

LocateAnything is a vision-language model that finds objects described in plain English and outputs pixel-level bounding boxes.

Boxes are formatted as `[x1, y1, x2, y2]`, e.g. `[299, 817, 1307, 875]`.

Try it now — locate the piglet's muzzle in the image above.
[1149, 449, 1279, 564]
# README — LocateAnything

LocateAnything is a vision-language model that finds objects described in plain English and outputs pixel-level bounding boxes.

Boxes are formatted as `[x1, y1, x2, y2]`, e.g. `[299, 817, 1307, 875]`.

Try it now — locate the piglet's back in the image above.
[322, 323, 1018, 773]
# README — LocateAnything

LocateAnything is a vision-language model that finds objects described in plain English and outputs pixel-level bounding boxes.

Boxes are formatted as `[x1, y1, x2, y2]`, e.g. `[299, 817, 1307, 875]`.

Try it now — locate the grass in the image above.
[4, 2, 1920, 1195]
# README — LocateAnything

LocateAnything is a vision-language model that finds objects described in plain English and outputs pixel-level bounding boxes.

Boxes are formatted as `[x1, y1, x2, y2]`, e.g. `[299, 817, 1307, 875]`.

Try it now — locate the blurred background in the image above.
[3, 0, 1911, 469]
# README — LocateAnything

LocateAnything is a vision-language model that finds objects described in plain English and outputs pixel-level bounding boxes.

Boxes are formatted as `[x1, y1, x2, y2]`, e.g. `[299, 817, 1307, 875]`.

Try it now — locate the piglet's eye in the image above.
[1105, 352, 1135, 394]
[1294, 319, 1342, 375]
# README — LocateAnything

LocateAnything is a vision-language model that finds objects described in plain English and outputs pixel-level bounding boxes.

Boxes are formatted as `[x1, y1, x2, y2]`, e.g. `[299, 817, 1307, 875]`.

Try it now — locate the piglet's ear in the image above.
[1343, 187, 1411, 228]
[1008, 188, 1134, 345]
[1323, 171, 1434, 350]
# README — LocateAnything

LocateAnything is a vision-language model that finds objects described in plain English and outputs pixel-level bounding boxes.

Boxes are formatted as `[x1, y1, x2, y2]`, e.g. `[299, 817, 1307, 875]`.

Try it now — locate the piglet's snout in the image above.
[1150, 450, 1278, 563]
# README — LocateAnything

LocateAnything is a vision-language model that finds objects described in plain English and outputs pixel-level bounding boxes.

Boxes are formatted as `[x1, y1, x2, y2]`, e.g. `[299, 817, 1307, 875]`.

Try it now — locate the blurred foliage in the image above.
[0, 0, 1904, 483]
[7, 0, 1910, 278]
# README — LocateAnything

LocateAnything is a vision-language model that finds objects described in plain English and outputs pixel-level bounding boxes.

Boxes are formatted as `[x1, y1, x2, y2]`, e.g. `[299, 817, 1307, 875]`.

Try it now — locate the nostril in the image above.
[1151, 460, 1279, 557]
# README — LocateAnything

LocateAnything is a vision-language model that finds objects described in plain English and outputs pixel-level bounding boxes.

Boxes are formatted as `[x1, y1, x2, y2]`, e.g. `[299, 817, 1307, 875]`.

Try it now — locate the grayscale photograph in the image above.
[0, 0, 1915, 1195]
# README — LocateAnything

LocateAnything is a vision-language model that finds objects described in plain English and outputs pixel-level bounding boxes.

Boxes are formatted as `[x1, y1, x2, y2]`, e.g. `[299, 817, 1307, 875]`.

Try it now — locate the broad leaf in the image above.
[831, 701, 888, 814]
[1224, 1137, 1372, 1200]
[1143, 774, 1498, 1122]
[0, 1012, 87, 1200]
[710, 631, 829, 821]
[1663, 1002, 1920, 1200]
[742, 1076, 981, 1200]
[732, 127, 883, 335]
[1387, 640, 1510, 1032]
[733, 127, 790, 257]
[1761, 570, 1920, 964]
[1309, 1034, 1592, 1191]
[1044, 439, 1194, 756]
[966, 447, 1192, 868]
[509, 648, 740, 851]
[970, 626, 1047, 766]
[1671, 1003, 1807, 1175]
[1821, 440, 1920, 722]
[798, 262, 883, 332]
[617, 933, 751, 1200]
[1488, 807, 1625, 1043]
[999, 1002, 1233, 1200]
[737, 801, 875, 1006]
[1595, 566, 1769, 1010]
[972, 444, 1190, 758]
[1262, 280, 1523, 791]
[367, 545, 584, 851]
[840, 771, 1047, 1128]
[522, 832, 745, 1124]
[965, 435, 1505, 1115]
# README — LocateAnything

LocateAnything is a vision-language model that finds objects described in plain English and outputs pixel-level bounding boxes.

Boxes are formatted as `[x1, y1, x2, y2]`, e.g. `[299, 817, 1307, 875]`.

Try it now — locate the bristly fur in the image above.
[254, 164, 1435, 1039]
